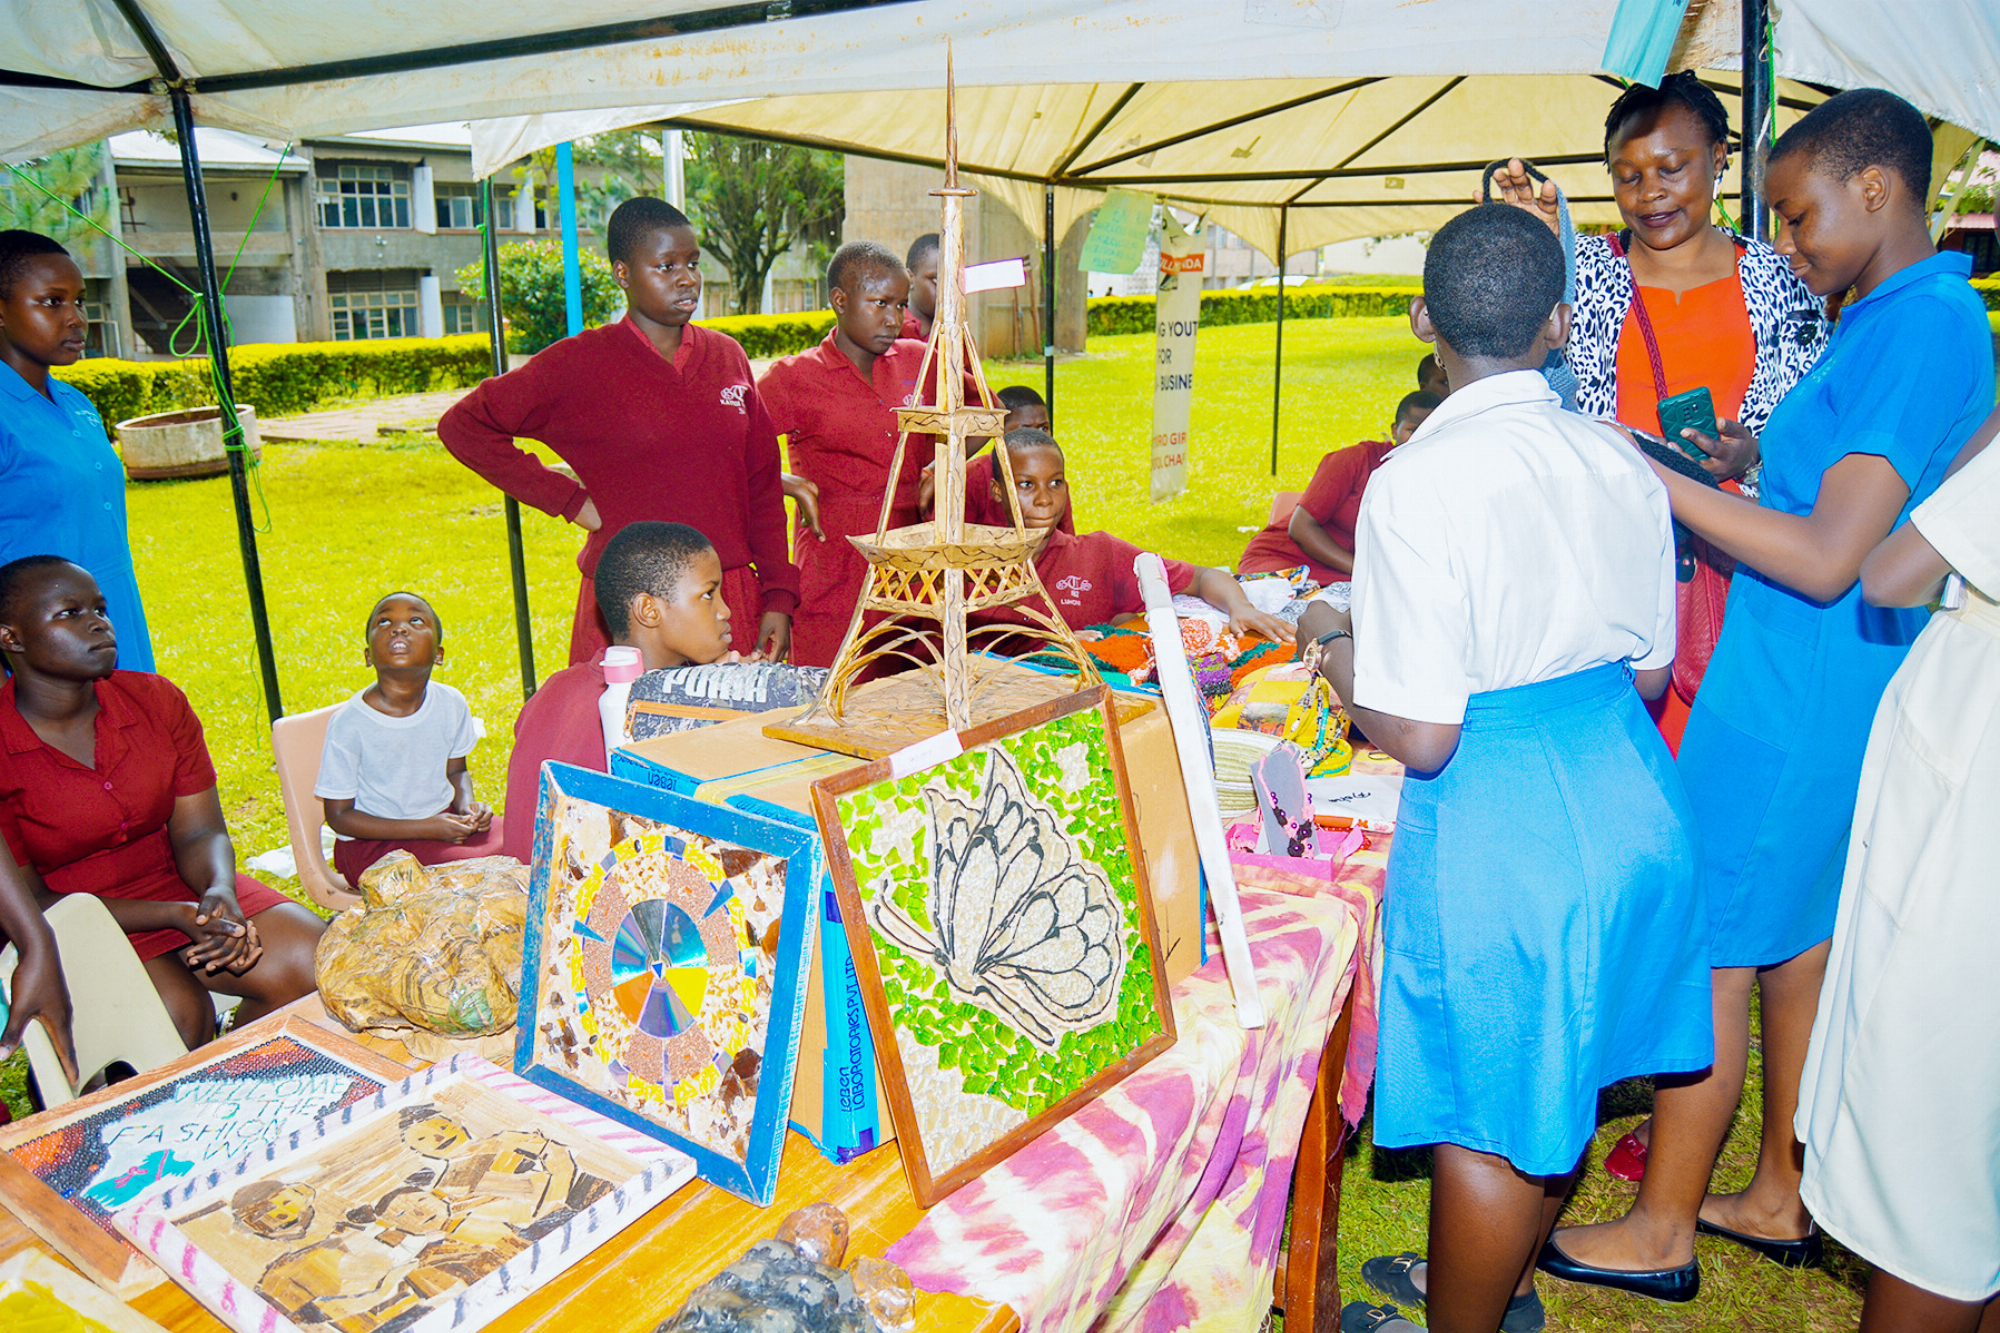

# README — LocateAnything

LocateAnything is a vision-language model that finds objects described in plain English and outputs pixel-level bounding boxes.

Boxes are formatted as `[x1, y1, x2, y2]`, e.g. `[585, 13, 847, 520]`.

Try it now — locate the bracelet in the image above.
[1314, 627, 1353, 648]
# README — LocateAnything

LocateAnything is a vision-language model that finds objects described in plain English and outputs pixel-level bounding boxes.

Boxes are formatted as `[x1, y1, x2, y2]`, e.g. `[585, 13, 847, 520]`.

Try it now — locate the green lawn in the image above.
[3, 315, 1871, 1330]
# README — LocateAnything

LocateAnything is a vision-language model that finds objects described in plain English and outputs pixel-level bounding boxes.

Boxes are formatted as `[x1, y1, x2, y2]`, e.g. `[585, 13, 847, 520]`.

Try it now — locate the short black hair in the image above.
[827, 241, 904, 297]
[365, 591, 442, 642]
[606, 197, 693, 266]
[1422, 205, 1566, 360]
[0, 554, 83, 622]
[1395, 390, 1443, 425]
[1770, 87, 1933, 205]
[906, 234, 940, 269]
[1415, 353, 1443, 387]
[996, 385, 1045, 413]
[594, 522, 716, 637]
[1002, 426, 1062, 463]
[0, 230, 73, 301]
[1604, 71, 1732, 161]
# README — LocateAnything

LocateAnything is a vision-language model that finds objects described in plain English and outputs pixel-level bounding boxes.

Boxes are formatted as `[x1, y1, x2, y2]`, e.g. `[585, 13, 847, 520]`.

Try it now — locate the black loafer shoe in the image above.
[1361, 1251, 1547, 1332]
[1341, 1302, 1421, 1333]
[1536, 1238, 1700, 1302]
[1696, 1217, 1824, 1269]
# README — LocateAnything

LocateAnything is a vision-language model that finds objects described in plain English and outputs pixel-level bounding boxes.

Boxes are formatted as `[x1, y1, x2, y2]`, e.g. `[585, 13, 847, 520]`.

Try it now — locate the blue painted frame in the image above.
[515, 762, 817, 1206]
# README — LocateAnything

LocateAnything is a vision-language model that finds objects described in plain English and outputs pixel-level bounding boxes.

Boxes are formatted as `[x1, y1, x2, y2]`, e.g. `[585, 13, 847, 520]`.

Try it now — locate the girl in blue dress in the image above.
[1308, 204, 1711, 1333]
[0, 230, 154, 671]
[1540, 89, 1996, 1296]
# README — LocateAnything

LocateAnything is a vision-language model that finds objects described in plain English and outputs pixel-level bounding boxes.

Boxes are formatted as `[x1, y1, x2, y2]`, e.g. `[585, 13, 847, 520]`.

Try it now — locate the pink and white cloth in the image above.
[886, 883, 1377, 1332]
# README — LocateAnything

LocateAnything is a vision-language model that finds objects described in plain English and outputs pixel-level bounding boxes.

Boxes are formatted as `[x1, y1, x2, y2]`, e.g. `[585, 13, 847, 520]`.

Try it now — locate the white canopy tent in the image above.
[5, 0, 1994, 713]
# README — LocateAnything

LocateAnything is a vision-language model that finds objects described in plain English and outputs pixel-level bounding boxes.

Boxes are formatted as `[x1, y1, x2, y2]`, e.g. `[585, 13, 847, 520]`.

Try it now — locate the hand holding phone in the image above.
[1657, 386, 1718, 460]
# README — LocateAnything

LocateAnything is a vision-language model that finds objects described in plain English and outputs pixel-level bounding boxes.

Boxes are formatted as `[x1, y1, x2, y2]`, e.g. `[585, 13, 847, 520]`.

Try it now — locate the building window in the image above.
[435, 183, 482, 230]
[767, 279, 819, 315]
[318, 164, 411, 229]
[328, 272, 420, 340]
[441, 293, 487, 335]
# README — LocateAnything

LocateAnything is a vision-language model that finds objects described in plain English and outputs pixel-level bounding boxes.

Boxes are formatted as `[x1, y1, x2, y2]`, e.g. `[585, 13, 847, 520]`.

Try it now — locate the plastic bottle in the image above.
[599, 646, 645, 764]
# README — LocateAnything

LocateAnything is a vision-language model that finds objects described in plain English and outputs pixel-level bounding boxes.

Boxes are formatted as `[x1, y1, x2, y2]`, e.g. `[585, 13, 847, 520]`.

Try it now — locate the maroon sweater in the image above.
[440, 318, 799, 613]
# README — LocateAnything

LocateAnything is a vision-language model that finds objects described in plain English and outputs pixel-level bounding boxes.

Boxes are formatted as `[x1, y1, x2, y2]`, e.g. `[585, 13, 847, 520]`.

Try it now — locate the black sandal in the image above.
[1361, 1251, 1547, 1332]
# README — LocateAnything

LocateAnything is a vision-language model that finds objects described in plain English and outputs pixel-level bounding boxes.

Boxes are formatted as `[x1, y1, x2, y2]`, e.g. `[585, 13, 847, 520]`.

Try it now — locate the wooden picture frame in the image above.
[0, 1010, 408, 1297]
[114, 1055, 694, 1333]
[515, 762, 819, 1206]
[810, 686, 1177, 1205]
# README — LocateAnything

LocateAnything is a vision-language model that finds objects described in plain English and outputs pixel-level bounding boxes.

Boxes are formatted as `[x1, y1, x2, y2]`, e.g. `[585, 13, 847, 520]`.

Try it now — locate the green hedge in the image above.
[1973, 277, 1999, 312]
[1086, 287, 1422, 336]
[695, 310, 837, 359]
[55, 335, 492, 425]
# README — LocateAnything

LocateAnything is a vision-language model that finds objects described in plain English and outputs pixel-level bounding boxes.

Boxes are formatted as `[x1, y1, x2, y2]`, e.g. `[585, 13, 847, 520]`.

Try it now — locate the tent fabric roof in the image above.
[6, 1, 1995, 257]
[8, 2, 1996, 152]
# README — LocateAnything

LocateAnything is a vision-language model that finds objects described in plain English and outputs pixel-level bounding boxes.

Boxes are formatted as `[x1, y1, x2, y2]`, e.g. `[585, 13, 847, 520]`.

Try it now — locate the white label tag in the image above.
[887, 729, 965, 779]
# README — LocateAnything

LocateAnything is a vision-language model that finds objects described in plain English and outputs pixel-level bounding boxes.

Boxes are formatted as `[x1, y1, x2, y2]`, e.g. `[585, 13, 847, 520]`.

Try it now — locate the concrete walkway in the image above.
[261, 389, 471, 443]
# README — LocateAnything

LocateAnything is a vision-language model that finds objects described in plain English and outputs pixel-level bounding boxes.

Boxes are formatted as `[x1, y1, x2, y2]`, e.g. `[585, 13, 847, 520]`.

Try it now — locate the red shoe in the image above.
[1604, 1131, 1648, 1181]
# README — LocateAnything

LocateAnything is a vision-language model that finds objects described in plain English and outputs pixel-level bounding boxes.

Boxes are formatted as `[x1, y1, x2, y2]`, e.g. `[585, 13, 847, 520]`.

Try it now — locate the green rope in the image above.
[7, 143, 296, 532]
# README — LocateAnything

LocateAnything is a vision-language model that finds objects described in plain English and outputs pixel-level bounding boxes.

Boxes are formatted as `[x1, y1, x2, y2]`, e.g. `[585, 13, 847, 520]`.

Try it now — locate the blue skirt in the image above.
[1374, 663, 1713, 1176]
[1679, 570, 1926, 968]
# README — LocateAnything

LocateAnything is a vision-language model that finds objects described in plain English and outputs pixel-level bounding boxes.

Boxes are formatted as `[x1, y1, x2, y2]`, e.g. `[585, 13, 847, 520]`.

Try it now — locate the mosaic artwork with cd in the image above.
[518, 763, 816, 1205]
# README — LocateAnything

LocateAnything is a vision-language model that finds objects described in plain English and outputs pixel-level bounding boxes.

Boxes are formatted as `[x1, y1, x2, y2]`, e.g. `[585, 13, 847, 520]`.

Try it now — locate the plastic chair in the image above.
[0, 894, 188, 1109]
[1266, 490, 1304, 527]
[270, 704, 361, 911]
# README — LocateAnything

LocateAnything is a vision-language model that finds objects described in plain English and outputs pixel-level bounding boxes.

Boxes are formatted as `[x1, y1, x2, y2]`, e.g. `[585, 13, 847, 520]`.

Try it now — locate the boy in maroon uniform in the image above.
[501, 523, 733, 863]
[759, 241, 980, 667]
[901, 233, 939, 341]
[439, 198, 797, 666]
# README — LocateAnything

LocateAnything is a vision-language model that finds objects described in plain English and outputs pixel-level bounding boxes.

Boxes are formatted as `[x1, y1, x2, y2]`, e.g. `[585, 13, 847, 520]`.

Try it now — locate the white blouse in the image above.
[1350, 370, 1677, 725]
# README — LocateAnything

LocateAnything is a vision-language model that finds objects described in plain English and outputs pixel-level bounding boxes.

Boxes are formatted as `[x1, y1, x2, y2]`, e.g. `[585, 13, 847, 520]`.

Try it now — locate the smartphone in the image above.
[1657, 386, 1718, 460]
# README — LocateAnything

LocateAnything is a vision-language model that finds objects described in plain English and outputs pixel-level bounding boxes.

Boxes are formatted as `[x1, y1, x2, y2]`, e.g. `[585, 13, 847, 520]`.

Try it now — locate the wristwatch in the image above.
[1314, 627, 1353, 648]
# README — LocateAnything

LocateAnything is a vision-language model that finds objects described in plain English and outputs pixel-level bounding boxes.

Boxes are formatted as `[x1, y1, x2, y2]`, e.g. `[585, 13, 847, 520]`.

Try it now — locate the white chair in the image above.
[0, 894, 188, 1109]
[270, 703, 362, 911]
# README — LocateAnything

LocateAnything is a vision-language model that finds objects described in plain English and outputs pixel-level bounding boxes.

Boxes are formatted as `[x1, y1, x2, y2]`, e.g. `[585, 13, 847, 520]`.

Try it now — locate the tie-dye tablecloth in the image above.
[885, 877, 1380, 1333]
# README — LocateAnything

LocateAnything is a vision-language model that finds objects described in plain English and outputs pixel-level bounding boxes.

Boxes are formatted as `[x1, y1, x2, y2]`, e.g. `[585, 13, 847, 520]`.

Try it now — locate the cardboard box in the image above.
[610, 677, 1207, 1161]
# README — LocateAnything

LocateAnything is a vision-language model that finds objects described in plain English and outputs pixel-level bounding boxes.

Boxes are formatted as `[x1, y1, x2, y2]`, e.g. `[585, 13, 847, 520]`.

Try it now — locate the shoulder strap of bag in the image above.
[1607, 232, 1669, 402]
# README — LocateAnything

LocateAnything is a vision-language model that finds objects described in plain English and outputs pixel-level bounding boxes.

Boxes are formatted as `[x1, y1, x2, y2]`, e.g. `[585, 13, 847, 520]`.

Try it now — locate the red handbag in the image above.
[1613, 237, 1734, 703]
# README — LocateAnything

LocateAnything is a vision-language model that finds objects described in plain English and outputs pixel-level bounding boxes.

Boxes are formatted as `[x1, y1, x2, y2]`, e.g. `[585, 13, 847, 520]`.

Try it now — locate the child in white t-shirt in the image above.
[316, 592, 502, 883]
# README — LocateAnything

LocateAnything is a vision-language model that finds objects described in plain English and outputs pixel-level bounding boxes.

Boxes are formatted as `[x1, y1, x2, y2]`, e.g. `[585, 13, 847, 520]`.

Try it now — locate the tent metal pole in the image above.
[1043, 184, 1056, 415]
[557, 142, 584, 335]
[168, 87, 284, 723]
[1741, 0, 1774, 243]
[1270, 205, 1288, 477]
[482, 177, 537, 699]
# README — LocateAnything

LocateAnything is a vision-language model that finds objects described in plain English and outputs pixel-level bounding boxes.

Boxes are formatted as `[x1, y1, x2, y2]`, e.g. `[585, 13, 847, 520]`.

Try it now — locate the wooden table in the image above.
[0, 1001, 1016, 1333]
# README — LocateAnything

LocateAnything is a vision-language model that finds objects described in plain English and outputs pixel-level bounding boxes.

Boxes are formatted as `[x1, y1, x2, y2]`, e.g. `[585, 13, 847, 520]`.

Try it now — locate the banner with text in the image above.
[1150, 213, 1203, 502]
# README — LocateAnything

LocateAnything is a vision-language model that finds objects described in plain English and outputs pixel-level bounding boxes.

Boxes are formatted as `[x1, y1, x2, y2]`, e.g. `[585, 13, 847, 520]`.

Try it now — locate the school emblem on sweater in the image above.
[1053, 574, 1091, 606]
[718, 384, 748, 414]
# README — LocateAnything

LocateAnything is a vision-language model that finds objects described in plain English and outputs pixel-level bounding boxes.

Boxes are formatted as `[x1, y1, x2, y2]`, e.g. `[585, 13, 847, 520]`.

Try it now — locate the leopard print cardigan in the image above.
[1566, 231, 1829, 434]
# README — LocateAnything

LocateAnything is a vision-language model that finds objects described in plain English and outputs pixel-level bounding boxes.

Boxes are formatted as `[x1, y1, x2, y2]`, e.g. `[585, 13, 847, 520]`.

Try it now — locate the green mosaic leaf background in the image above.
[834, 710, 1166, 1116]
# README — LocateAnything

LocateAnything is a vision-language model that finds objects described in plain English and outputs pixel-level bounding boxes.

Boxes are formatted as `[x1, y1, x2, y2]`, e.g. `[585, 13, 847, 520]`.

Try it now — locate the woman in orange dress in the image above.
[1495, 72, 1828, 752]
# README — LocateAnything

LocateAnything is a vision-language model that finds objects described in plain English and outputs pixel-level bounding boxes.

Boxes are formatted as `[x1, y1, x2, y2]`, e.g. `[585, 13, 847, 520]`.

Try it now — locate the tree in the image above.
[519, 130, 661, 232]
[682, 133, 843, 315]
[455, 240, 622, 354]
[0, 142, 115, 248]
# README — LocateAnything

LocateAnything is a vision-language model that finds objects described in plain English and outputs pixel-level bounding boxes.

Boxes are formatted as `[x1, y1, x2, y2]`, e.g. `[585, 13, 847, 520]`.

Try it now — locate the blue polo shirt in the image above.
[0, 361, 155, 671]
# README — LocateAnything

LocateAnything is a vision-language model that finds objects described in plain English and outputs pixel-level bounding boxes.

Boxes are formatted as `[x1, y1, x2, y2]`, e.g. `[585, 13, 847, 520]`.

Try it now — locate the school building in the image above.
[73, 124, 818, 360]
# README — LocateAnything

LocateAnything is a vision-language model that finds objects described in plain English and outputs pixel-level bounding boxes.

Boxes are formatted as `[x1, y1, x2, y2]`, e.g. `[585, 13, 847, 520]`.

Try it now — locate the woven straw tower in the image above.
[797, 54, 1100, 732]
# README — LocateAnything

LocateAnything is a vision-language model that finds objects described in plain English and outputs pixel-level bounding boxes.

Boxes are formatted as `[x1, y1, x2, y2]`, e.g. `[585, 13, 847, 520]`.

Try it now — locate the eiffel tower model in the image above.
[778, 56, 1101, 746]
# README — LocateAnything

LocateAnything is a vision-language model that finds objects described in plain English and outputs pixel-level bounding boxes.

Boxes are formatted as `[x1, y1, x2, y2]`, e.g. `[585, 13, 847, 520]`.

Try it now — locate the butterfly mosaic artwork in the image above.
[812, 688, 1176, 1205]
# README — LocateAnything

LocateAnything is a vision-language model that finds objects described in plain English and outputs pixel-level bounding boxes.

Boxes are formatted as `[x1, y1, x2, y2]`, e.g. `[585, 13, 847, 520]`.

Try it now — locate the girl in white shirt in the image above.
[1308, 205, 1712, 1333]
